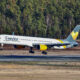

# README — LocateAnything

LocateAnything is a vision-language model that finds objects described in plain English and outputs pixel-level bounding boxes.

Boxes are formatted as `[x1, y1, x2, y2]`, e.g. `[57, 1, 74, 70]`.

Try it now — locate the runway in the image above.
[0, 55, 80, 62]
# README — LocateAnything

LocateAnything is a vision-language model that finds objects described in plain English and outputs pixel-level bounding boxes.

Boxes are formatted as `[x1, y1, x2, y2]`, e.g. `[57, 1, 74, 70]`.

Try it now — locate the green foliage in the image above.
[0, 0, 80, 39]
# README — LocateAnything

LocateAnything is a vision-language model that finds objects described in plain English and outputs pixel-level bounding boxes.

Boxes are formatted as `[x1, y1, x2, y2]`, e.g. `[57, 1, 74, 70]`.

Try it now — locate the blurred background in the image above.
[0, 0, 80, 39]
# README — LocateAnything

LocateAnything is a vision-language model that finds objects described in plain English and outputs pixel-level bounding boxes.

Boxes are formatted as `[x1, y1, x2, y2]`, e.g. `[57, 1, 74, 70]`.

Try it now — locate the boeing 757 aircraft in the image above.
[0, 25, 80, 54]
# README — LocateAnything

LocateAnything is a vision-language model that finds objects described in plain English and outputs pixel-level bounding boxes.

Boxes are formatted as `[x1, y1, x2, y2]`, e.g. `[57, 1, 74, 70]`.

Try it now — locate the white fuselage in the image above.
[0, 34, 66, 49]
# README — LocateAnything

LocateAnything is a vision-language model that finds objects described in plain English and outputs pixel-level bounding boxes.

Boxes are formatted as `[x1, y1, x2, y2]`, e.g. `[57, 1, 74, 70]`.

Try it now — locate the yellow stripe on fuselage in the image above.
[57, 39, 66, 49]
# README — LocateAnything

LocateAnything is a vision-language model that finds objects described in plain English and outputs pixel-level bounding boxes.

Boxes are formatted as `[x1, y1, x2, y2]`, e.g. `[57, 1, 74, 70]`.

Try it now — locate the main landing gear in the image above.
[29, 47, 34, 54]
[29, 47, 47, 55]
[42, 51, 47, 55]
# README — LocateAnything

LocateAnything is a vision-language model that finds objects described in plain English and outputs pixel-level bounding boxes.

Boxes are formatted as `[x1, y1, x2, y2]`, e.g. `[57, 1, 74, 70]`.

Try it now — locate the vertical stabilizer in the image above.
[66, 25, 80, 42]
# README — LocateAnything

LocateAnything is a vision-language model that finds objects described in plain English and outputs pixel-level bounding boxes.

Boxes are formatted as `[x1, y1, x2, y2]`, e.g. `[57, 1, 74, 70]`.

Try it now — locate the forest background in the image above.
[0, 0, 80, 39]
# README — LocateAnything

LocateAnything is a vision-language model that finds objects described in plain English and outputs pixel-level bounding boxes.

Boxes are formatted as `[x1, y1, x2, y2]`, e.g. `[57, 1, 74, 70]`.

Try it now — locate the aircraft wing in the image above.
[46, 43, 70, 47]
[33, 43, 70, 48]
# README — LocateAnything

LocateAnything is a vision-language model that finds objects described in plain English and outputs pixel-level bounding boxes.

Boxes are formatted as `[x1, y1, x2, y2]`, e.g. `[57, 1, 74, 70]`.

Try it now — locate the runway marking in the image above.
[0, 55, 80, 62]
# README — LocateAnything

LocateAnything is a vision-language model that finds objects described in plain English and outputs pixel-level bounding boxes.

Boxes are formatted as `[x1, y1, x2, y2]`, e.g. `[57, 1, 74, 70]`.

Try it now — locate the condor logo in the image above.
[5, 36, 18, 41]
[71, 31, 79, 40]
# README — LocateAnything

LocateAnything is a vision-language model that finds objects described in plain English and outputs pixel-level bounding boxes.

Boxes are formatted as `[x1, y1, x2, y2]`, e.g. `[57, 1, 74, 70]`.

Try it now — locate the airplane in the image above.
[0, 25, 80, 54]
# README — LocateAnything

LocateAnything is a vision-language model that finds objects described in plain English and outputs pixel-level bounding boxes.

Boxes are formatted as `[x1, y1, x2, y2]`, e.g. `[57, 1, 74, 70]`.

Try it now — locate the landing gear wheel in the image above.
[29, 47, 35, 54]
[29, 50, 34, 53]
[42, 51, 47, 55]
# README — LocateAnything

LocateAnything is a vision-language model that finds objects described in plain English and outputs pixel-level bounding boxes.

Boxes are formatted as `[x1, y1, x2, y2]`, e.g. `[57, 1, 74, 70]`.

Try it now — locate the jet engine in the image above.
[35, 44, 48, 51]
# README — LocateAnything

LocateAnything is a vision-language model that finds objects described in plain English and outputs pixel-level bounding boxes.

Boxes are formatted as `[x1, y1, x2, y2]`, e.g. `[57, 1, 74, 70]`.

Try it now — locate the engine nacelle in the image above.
[35, 44, 48, 51]
[14, 45, 25, 49]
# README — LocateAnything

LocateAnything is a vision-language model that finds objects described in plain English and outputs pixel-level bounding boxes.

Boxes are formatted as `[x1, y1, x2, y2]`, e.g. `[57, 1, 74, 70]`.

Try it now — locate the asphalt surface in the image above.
[0, 55, 80, 62]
